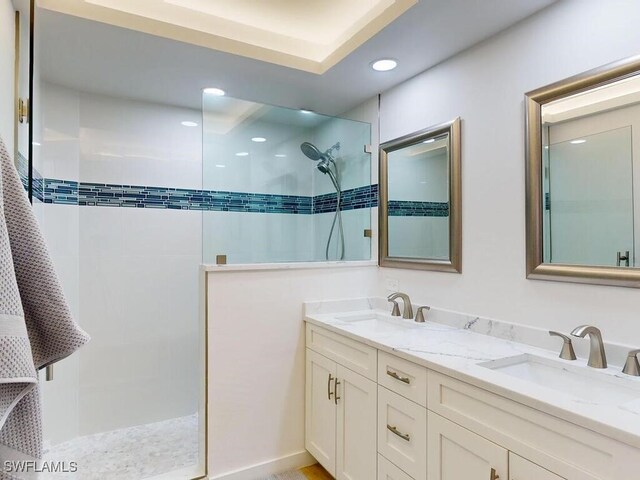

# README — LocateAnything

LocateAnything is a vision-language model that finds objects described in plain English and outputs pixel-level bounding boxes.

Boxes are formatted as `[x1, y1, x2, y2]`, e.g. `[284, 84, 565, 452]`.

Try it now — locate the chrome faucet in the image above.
[570, 325, 607, 369]
[623, 349, 640, 376]
[387, 292, 413, 319]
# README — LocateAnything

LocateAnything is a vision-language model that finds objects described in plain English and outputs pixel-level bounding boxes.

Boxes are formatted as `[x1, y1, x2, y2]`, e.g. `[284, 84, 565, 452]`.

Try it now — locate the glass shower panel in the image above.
[547, 126, 634, 266]
[202, 95, 372, 264]
[37, 82, 207, 479]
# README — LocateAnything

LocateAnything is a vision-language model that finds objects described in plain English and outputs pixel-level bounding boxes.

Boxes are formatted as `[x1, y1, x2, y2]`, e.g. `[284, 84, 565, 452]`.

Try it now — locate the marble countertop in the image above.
[303, 298, 640, 450]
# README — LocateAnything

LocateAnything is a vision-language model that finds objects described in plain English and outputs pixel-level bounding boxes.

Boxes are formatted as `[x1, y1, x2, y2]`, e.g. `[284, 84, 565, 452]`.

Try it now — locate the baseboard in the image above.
[210, 450, 316, 480]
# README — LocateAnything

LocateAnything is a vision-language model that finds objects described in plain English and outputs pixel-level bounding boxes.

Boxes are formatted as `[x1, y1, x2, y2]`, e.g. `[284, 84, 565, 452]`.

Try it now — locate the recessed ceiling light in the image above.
[181, 121, 198, 127]
[300, 109, 314, 114]
[203, 87, 226, 96]
[251, 137, 267, 142]
[235, 152, 249, 156]
[422, 139, 435, 144]
[275, 154, 287, 158]
[570, 139, 586, 144]
[371, 58, 397, 71]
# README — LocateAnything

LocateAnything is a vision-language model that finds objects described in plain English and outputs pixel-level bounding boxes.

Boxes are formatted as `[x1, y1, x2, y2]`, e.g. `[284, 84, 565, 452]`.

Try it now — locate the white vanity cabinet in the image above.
[509, 454, 565, 480]
[305, 325, 377, 480]
[427, 411, 508, 480]
[305, 349, 338, 474]
[305, 322, 640, 480]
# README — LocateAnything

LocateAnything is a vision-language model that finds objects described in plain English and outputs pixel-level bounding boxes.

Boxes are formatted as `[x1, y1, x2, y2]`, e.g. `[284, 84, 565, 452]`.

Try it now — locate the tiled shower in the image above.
[34, 83, 205, 479]
[202, 94, 375, 264]
[31, 82, 378, 478]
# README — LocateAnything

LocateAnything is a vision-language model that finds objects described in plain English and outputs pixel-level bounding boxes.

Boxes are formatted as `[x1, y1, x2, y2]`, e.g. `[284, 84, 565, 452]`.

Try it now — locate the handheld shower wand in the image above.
[300, 141, 345, 260]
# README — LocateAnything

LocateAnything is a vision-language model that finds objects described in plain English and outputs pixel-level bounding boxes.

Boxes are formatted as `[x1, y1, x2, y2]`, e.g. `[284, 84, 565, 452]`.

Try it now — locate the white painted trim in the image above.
[202, 260, 377, 272]
[210, 451, 316, 480]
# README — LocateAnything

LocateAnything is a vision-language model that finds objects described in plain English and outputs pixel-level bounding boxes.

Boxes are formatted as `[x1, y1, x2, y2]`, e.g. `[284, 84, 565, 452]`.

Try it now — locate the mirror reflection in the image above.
[379, 118, 461, 272]
[541, 75, 640, 267]
[387, 133, 450, 260]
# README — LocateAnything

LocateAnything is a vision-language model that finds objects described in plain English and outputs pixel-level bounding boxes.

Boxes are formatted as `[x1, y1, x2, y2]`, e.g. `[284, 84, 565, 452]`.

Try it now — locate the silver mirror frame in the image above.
[379, 118, 462, 272]
[525, 55, 640, 288]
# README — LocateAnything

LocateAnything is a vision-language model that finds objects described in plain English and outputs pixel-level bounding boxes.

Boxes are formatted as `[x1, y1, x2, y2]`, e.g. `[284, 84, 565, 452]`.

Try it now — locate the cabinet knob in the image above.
[490, 468, 499, 480]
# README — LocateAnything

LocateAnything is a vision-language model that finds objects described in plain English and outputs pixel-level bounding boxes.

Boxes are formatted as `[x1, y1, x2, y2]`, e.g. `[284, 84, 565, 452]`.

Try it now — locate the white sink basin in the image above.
[334, 312, 419, 334]
[479, 354, 640, 406]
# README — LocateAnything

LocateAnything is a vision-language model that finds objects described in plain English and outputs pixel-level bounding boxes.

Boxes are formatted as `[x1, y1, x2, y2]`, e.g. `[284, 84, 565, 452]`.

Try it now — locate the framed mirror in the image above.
[379, 118, 461, 271]
[525, 55, 640, 287]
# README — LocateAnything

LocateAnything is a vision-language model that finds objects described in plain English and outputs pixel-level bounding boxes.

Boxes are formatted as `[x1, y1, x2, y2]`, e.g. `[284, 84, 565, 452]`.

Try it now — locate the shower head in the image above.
[317, 158, 331, 174]
[300, 142, 324, 161]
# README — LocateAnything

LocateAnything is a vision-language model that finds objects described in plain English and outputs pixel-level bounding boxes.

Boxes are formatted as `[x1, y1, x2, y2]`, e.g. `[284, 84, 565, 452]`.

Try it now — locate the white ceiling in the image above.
[36, 0, 557, 116]
[38, 0, 416, 73]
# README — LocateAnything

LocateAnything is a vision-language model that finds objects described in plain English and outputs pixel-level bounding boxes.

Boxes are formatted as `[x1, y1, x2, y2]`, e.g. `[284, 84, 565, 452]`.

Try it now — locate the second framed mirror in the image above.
[379, 118, 461, 271]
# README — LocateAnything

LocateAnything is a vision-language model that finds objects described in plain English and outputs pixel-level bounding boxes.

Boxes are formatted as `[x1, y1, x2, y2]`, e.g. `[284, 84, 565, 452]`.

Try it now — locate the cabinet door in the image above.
[428, 412, 508, 480]
[306, 349, 337, 476]
[510, 454, 565, 480]
[336, 364, 377, 480]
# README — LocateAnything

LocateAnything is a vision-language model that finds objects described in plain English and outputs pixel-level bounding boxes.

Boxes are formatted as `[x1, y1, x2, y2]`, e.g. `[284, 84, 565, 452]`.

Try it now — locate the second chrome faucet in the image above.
[387, 292, 413, 319]
[571, 325, 607, 369]
[387, 292, 430, 323]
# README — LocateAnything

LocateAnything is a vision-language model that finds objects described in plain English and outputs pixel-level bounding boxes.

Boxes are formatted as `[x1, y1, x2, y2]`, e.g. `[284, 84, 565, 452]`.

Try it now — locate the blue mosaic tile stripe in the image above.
[33, 172, 45, 203]
[388, 200, 449, 217]
[45, 179, 78, 205]
[313, 184, 378, 214]
[41, 179, 381, 214]
[78, 182, 313, 213]
[16, 153, 46, 202]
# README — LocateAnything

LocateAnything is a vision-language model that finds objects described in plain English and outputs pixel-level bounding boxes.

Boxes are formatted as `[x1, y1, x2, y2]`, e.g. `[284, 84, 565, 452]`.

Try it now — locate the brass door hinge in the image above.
[18, 97, 29, 124]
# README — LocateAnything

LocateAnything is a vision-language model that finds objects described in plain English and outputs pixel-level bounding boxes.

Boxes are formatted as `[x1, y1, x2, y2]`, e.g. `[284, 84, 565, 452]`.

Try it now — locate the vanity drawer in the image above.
[378, 351, 427, 407]
[427, 371, 616, 480]
[378, 454, 414, 480]
[305, 323, 377, 381]
[377, 386, 427, 480]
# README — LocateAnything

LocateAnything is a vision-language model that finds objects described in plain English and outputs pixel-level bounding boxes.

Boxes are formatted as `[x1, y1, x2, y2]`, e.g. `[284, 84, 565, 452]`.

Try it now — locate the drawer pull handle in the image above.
[334, 377, 341, 405]
[328, 374, 334, 400]
[387, 424, 410, 442]
[386, 369, 411, 384]
[490, 468, 499, 480]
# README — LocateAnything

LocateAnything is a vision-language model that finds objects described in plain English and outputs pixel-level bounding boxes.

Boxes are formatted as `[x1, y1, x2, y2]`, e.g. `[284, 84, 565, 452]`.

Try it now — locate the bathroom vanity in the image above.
[304, 299, 640, 480]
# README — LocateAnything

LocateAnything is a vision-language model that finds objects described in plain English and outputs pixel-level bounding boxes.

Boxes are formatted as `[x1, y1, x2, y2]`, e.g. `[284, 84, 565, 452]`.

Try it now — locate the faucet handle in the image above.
[623, 349, 640, 376]
[549, 331, 577, 360]
[415, 306, 430, 323]
[389, 299, 401, 317]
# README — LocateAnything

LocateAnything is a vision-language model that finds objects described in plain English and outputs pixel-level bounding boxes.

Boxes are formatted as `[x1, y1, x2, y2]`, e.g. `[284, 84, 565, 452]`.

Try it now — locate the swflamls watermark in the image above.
[3, 461, 78, 473]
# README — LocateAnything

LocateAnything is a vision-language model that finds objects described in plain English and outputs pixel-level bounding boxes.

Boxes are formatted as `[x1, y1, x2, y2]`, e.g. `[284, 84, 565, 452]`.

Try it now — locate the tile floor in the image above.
[43, 414, 198, 479]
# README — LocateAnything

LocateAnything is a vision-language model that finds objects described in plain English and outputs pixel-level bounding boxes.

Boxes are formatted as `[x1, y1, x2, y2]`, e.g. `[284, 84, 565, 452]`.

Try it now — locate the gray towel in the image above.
[0, 137, 89, 476]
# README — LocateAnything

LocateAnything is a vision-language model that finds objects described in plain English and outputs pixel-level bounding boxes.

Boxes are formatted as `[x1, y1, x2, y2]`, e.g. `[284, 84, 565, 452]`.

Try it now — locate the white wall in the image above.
[378, 0, 640, 344]
[0, 0, 14, 155]
[207, 265, 378, 479]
